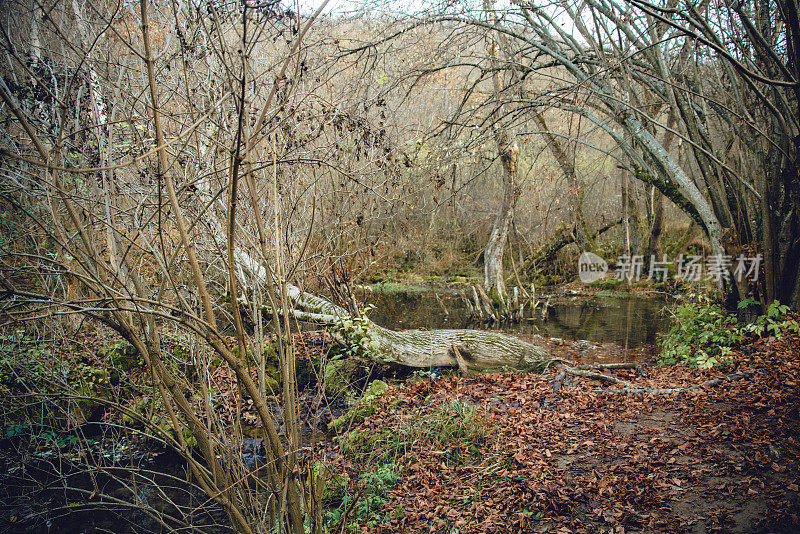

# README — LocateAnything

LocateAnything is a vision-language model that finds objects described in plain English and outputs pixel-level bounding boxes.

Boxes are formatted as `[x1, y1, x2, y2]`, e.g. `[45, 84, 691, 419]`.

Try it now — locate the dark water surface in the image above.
[363, 288, 674, 349]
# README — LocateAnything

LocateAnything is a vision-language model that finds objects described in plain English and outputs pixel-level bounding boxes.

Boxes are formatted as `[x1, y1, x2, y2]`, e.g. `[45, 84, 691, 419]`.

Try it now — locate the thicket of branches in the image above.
[345, 0, 799, 305]
[0, 0, 797, 531]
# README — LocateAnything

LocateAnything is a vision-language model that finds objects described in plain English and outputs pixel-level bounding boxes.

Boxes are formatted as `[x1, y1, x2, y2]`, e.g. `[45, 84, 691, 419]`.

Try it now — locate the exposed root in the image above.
[562, 366, 636, 388]
[594, 371, 755, 394]
[577, 362, 642, 370]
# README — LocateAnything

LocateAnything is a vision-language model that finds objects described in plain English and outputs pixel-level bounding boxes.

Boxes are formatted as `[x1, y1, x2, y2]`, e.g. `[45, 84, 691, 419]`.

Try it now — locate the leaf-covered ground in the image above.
[322, 332, 800, 533]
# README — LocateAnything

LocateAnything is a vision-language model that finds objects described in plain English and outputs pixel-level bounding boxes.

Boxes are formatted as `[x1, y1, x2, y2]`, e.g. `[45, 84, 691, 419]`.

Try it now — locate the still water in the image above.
[363, 289, 674, 348]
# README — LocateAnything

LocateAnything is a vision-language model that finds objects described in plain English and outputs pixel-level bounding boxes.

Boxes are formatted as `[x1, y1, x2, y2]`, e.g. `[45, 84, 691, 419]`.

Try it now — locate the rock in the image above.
[361, 379, 388, 401]
[324, 359, 360, 400]
[328, 379, 390, 432]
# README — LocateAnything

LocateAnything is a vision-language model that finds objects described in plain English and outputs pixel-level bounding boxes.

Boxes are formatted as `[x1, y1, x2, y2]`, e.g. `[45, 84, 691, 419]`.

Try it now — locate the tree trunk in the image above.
[370, 324, 546, 370]
[648, 187, 664, 259]
[482, 0, 520, 312]
[531, 109, 590, 250]
[484, 131, 520, 308]
[285, 282, 548, 371]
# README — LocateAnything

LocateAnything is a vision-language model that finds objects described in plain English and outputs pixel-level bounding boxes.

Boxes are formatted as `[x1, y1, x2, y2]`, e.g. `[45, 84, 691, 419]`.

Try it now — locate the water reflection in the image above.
[361, 289, 673, 348]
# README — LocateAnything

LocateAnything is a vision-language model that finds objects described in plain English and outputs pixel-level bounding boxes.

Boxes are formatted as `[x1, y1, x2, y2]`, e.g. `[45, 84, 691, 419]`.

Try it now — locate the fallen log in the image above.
[233, 252, 550, 371]
[593, 371, 754, 394]
[286, 283, 549, 371]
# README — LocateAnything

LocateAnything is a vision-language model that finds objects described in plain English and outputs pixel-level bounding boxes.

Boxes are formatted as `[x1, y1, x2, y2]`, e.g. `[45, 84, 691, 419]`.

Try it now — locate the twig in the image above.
[577, 362, 642, 370]
[563, 366, 635, 388]
[541, 358, 576, 373]
[594, 371, 754, 394]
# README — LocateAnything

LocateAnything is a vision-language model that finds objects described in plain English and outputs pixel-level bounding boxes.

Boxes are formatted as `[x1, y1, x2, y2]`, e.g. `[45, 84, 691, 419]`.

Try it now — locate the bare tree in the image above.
[362, 0, 797, 304]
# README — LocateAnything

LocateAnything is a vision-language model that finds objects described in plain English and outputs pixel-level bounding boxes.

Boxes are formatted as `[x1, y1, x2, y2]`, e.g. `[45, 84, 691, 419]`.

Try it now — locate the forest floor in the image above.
[3, 297, 798, 533]
[319, 331, 800, 533]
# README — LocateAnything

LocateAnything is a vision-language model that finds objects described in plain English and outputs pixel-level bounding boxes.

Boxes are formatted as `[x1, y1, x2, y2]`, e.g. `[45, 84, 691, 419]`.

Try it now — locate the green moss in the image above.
[71, 397, 103, 424]
[634, 167, 707, 233]
[589, 277, 622, 290]
[70, 366, 114, 424]
[488, 286, 507, 309]
[99, 341, 140, 372]
[329, 380, 390, 432]
[147, 409, 198, 448]
[295, 357, 319, 390]
[262, 374, 280, 394]
[324, 359, 360, 400]
[336, 429, 366, 453]
[366, 281, 429, 294]
[362, 379, 388, 400]
[123, 395, 151, 425]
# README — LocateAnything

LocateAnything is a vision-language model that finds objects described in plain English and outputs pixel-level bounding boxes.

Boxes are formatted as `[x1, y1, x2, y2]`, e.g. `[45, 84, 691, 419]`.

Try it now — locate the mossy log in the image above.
[286, 284, 549, 371]
[234, 250, 549, 370]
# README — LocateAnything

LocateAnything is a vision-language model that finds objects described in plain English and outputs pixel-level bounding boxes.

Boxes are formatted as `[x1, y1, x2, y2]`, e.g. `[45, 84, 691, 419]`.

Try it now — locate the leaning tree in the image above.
[344, 0, 799, 306]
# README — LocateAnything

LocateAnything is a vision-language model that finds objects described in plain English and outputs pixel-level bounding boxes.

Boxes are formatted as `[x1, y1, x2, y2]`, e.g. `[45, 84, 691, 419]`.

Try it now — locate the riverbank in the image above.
[3, 287, 795, 533]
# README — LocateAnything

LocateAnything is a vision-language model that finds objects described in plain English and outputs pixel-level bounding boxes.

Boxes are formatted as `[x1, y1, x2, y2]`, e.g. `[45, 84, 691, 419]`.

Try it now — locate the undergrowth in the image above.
[329, 399, 495, 531]
[660, 295, 799, 368]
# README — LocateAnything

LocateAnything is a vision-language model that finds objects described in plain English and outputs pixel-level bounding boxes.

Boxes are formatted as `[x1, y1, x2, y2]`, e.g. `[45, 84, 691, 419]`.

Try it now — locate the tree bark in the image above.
[284, 282, 548, 371]
[531, 109, 590, 250]
[484, 131, 520, 307]
[648, 187, 664, 259]
[481, 0, 520, 311]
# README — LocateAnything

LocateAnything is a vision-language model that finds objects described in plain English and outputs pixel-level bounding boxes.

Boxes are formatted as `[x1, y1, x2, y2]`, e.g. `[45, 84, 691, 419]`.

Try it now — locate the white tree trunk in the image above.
[483, 133, 519, 305]
[286, 282, 549, 371]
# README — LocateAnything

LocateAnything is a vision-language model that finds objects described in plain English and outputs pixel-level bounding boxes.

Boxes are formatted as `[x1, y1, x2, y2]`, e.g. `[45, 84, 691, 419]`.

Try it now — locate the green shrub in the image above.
[661, 296, 800, 369]
[0, 332, 51, 392]
[326, 462, 402, 531]
[659, 294, 741, 368]
[738, 299, 800, 338]
[330, 306, 389, 362]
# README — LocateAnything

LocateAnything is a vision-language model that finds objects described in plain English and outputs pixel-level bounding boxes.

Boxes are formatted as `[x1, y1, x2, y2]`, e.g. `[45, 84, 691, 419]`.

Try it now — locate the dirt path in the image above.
[323, 332, 800, 533]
